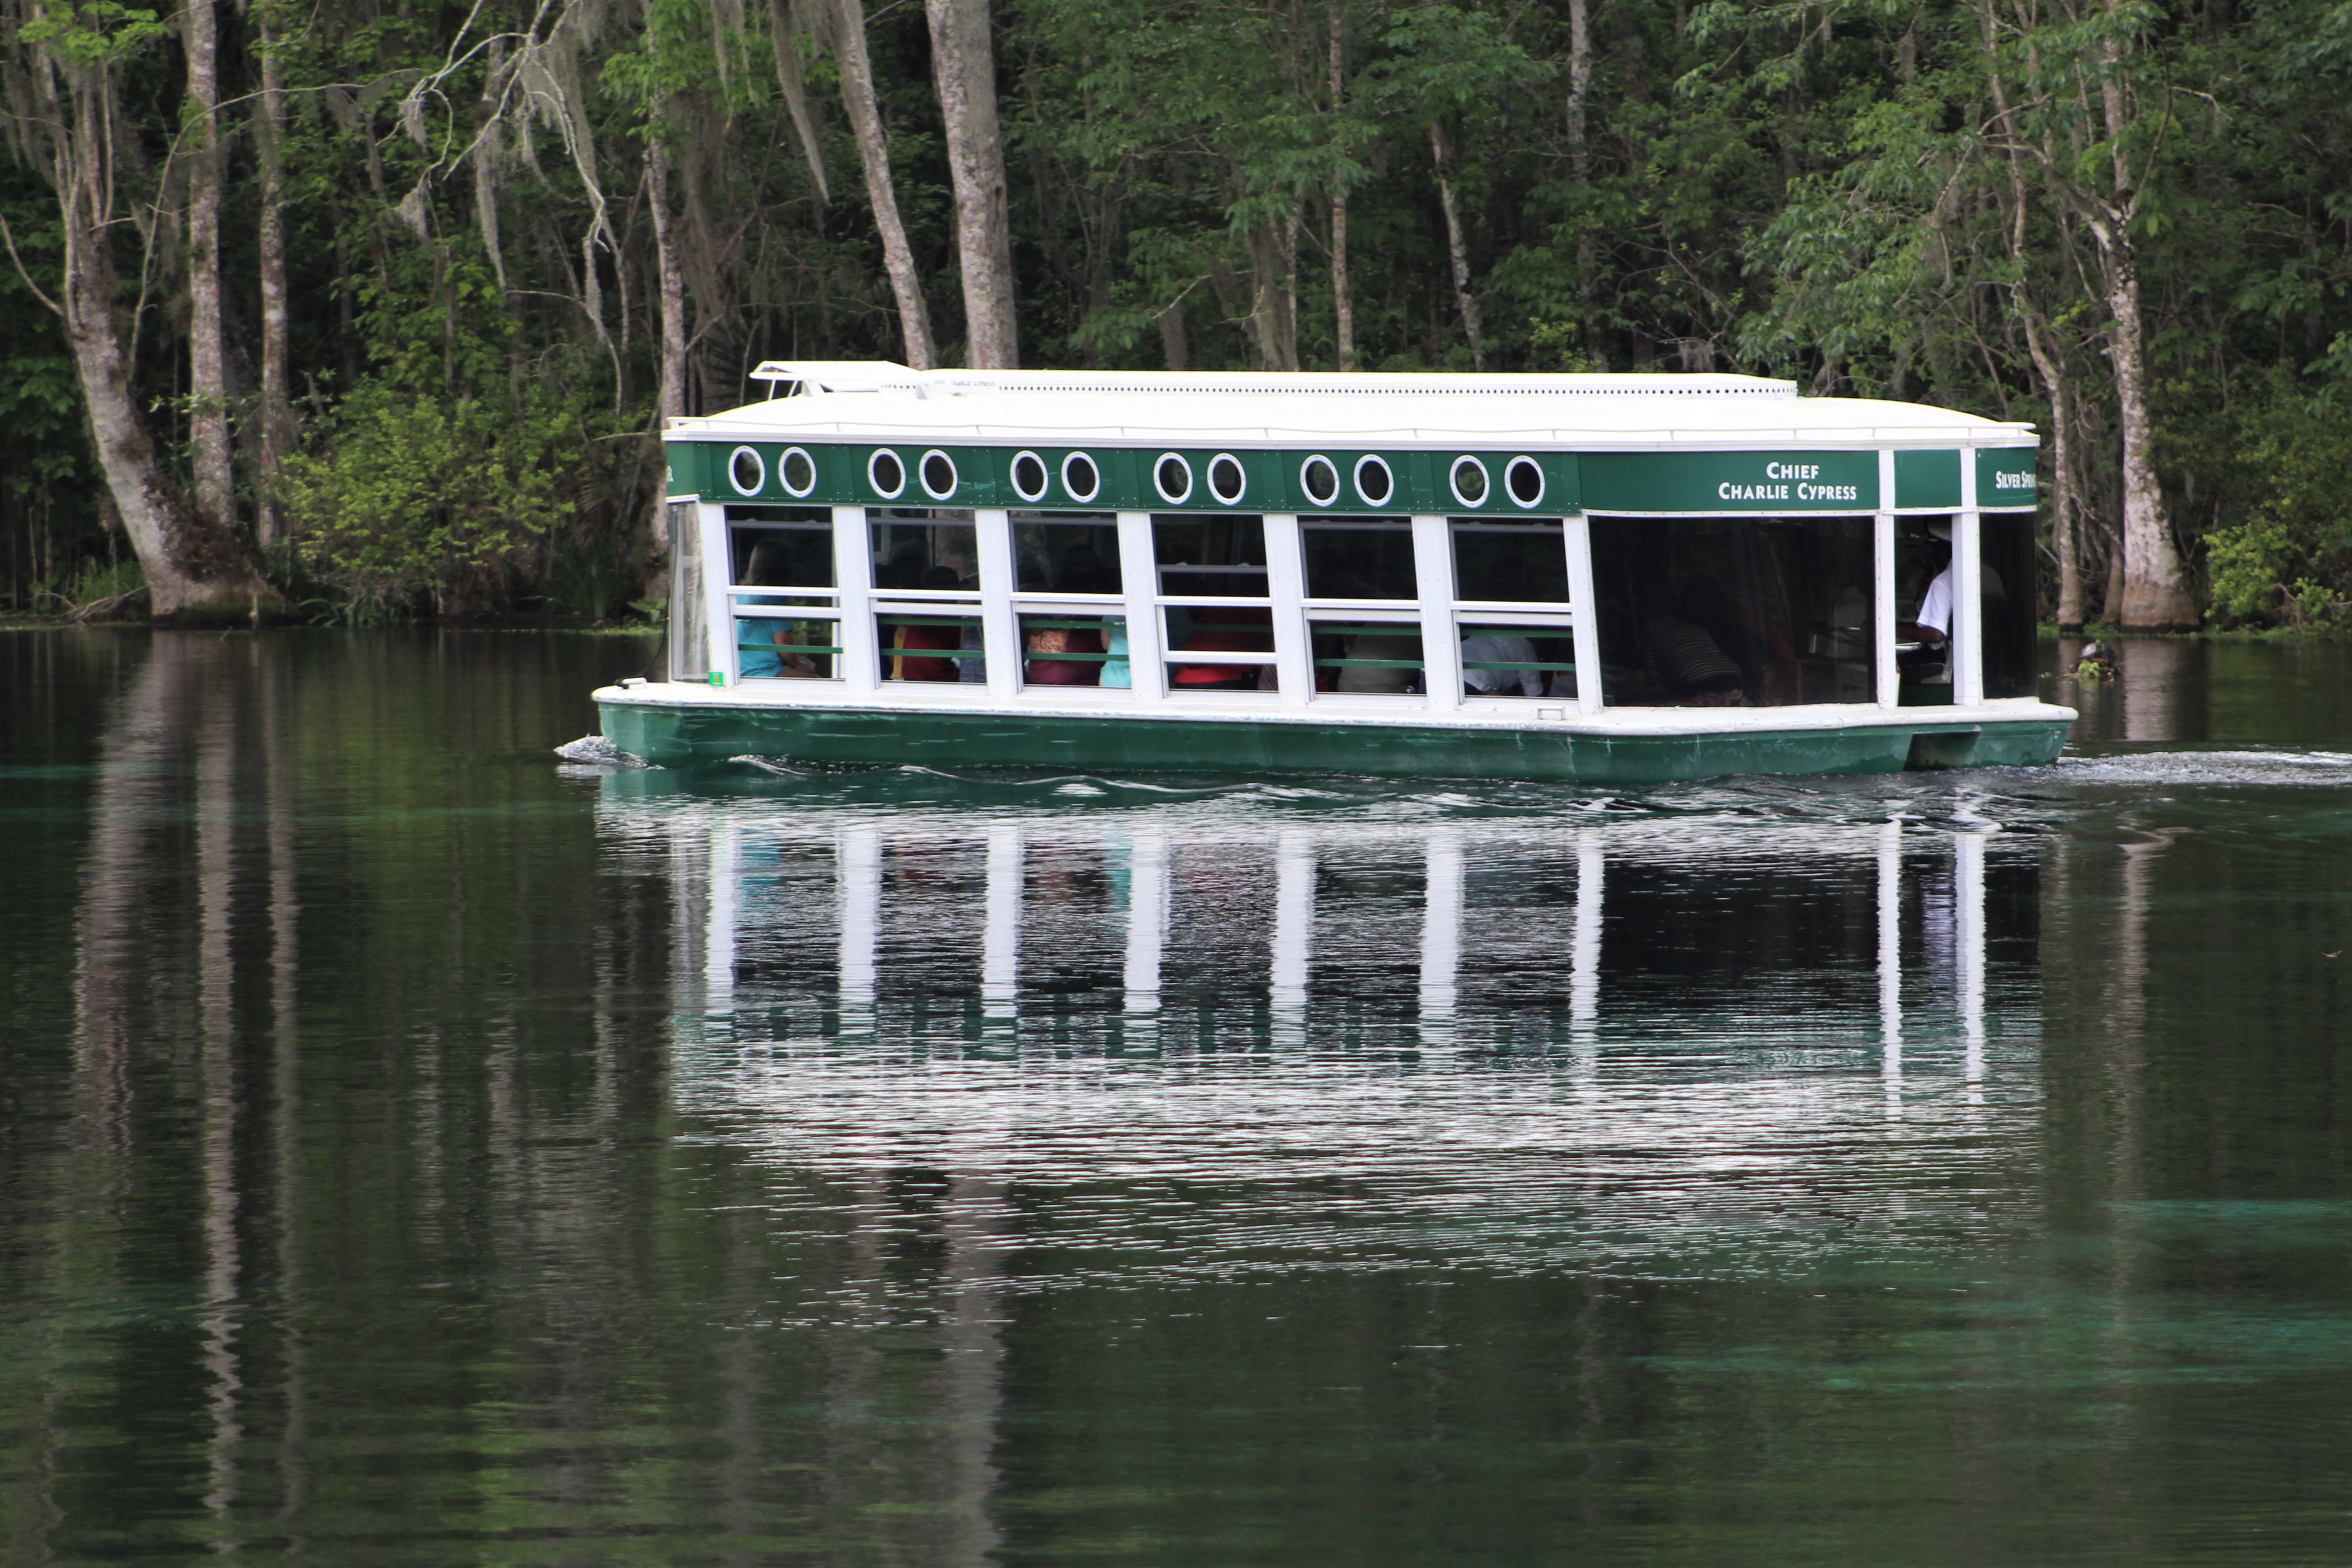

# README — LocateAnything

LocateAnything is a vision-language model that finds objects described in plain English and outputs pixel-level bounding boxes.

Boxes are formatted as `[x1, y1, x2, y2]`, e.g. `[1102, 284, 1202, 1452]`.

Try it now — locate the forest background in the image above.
[3, 0, 2349, 630]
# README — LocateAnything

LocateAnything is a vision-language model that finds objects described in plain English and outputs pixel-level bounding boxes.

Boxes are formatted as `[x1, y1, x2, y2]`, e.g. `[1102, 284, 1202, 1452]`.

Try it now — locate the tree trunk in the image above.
[766, 0, 831, 202]
[2102, 249, 2195, 627]
[926, 0, 1017, 368]
[1328, 5, 1354, 372]
[184, 0, 234, 534]
[1244, 217, 1300, 372]
[1567, 0, 1597, 363]
[833, 0, 935, 369]
[1157, 299, 1188, 370]
[32, 51, 266, 620]
[1428, 121, 1485, 370]
[2086, 0, 2195, 630]
[256, 6, 292, 548]
[2022, 322, 2086, 630]
[647, 141, 689, 426]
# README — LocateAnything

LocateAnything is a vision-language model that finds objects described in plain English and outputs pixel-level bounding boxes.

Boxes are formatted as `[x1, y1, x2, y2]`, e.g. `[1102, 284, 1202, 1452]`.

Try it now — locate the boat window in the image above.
[1302, 516, 1416, 601]
[1451, 517, 1569, 604]
[1457, 623, 1577, 699]
[727, 507, 833, 586]
[1589, 515, 1878, 707]
[1979, 514, 2036, 698]
[1012, 512, 1122, 594]
[728, 506, 839, 680]
[877, 608, 985, 683]
[1010, 450, 1050, 503]
[1019, 612, 1123, 689]
[1311, 620, 1425, 695]
[871, 509, 979, 590]
[1155, 514, 1278, 693]
[1896, 518, 1949, 701]
[871, 508, 985, 686]
[1449, 456, 1489, 507]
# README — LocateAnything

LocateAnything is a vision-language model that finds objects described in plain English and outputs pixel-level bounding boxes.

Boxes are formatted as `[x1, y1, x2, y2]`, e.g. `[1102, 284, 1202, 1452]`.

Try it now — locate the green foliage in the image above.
[276, 382, 612, 619]
[18, 1, 168, 64]
[8, 0, 2352, 622]
[2194, 369, 2352, 627]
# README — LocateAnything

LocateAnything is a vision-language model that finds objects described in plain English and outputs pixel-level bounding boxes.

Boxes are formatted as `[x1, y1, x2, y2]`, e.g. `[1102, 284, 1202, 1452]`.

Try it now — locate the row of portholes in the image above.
[728, 444, 1548, 509]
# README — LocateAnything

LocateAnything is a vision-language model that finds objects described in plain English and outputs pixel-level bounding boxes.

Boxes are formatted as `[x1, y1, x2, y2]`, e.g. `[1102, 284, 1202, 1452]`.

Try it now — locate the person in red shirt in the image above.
[1171, 605, 1273, 689]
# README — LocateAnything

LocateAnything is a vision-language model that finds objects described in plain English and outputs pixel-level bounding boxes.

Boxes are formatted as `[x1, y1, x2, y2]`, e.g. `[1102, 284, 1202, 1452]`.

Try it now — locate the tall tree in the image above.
[254, 1, 292, 547]
[928, 0, 1017, 367]
[647, 139, 689, 423]
[835, 0, 935, 368]
[1327, 4, 1353, 372]
[183, 0, 233, 533]
[4, 0, 269, 619]
[1428, 119, 1484, 369]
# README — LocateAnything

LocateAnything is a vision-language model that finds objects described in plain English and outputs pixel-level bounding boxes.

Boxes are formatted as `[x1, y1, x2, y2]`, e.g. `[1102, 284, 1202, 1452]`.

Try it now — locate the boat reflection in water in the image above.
[597, 768, 2041, 1282]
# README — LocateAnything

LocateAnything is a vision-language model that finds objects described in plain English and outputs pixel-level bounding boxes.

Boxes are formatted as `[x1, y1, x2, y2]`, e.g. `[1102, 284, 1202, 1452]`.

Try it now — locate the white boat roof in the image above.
[660, 361, 2035, 450]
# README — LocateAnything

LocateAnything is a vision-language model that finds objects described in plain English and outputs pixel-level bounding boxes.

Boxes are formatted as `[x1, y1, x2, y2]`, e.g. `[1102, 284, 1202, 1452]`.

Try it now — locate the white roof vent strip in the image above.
[748, 360, 1799, 400]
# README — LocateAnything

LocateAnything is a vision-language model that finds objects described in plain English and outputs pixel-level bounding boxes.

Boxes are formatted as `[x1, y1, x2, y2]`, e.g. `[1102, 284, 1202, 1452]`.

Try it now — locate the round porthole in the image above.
[1505, 455, 1545, 507]
[919, 449, 959, 500]
[1153, 453, 1194, 504]
[1449, 456, 1489, 507]
[1354, 454, 1394, 506]
[1207, 453, 1246, 505]
[779, 446, 817, 498]
[1061, 451, 1101, 503]
[1299, 455, 1340, 506]
[1010, 450, 1049, 503]
[868, 449, 906, 499]
[728, 445, 766, 497]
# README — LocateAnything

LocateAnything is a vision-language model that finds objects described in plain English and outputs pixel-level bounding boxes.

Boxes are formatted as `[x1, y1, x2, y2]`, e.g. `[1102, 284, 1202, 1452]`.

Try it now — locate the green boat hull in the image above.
[597, 698, 2068, 784]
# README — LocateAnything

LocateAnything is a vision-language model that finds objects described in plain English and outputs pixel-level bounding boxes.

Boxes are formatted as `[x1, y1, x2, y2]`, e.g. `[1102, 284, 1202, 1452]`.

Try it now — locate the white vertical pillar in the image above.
[1123, 829, 1169, 1015]
[1411, 515, 1462, 710]
[975, 507, 1020, 701]
[1570, 832, 1603, 1043]
[833, 506, 879, 694]
[1954, 455, 1984, 705]
[1874, 456, 1899, 709]
[982, 824, 1023, 1025]
[837, 826, 881, 1033]
[1115, 511, 1168, 700]
[1270, 831, 1315, 1038]
[1563, 514, 1604, 713]
[1261, 513, 1314, 703]
[1957, 831, 1986, 1096]
[1878, 819, 1903, 1118]
[701, 503, 735, 685]
[1420, 833, 1464, 1035]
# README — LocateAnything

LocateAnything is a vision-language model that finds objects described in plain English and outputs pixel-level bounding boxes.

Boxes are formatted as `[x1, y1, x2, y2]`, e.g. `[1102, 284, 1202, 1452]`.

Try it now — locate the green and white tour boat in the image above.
[595, 361, 2072, 782]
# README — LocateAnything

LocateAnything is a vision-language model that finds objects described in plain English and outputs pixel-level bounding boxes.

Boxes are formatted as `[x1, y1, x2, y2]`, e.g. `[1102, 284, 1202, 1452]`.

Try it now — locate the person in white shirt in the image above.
[1903, 520, 2004, 653]
[1459, 632, 1543, 696]
[1904, 521, 1956, 648]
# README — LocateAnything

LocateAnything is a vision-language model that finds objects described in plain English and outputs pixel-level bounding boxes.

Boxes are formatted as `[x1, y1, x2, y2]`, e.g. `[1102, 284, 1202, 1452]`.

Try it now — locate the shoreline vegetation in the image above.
[3, 0, 2348, 633]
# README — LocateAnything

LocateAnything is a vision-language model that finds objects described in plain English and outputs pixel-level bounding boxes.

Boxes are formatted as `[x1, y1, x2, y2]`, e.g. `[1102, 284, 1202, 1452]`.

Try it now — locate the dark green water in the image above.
[6, 629, 2352, 1565]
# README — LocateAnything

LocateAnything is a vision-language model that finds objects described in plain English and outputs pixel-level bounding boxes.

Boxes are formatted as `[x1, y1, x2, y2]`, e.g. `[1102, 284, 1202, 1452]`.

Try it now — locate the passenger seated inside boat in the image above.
[1171, 609, 1272, 689]
[1460, 632, 1543, 697]
[1338, 631, 1421, 693]
[892, 565, 966, 682]
[736, 537, 823, 679]
[1643, 615, 1748, 704]
[1171, 605, 1275, 689]
[1024, 562, 1116, 686]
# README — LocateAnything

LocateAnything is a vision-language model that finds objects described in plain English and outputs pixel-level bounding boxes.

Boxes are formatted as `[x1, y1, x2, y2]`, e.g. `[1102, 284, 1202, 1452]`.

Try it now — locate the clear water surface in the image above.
[4, 629, 2351, 1565]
